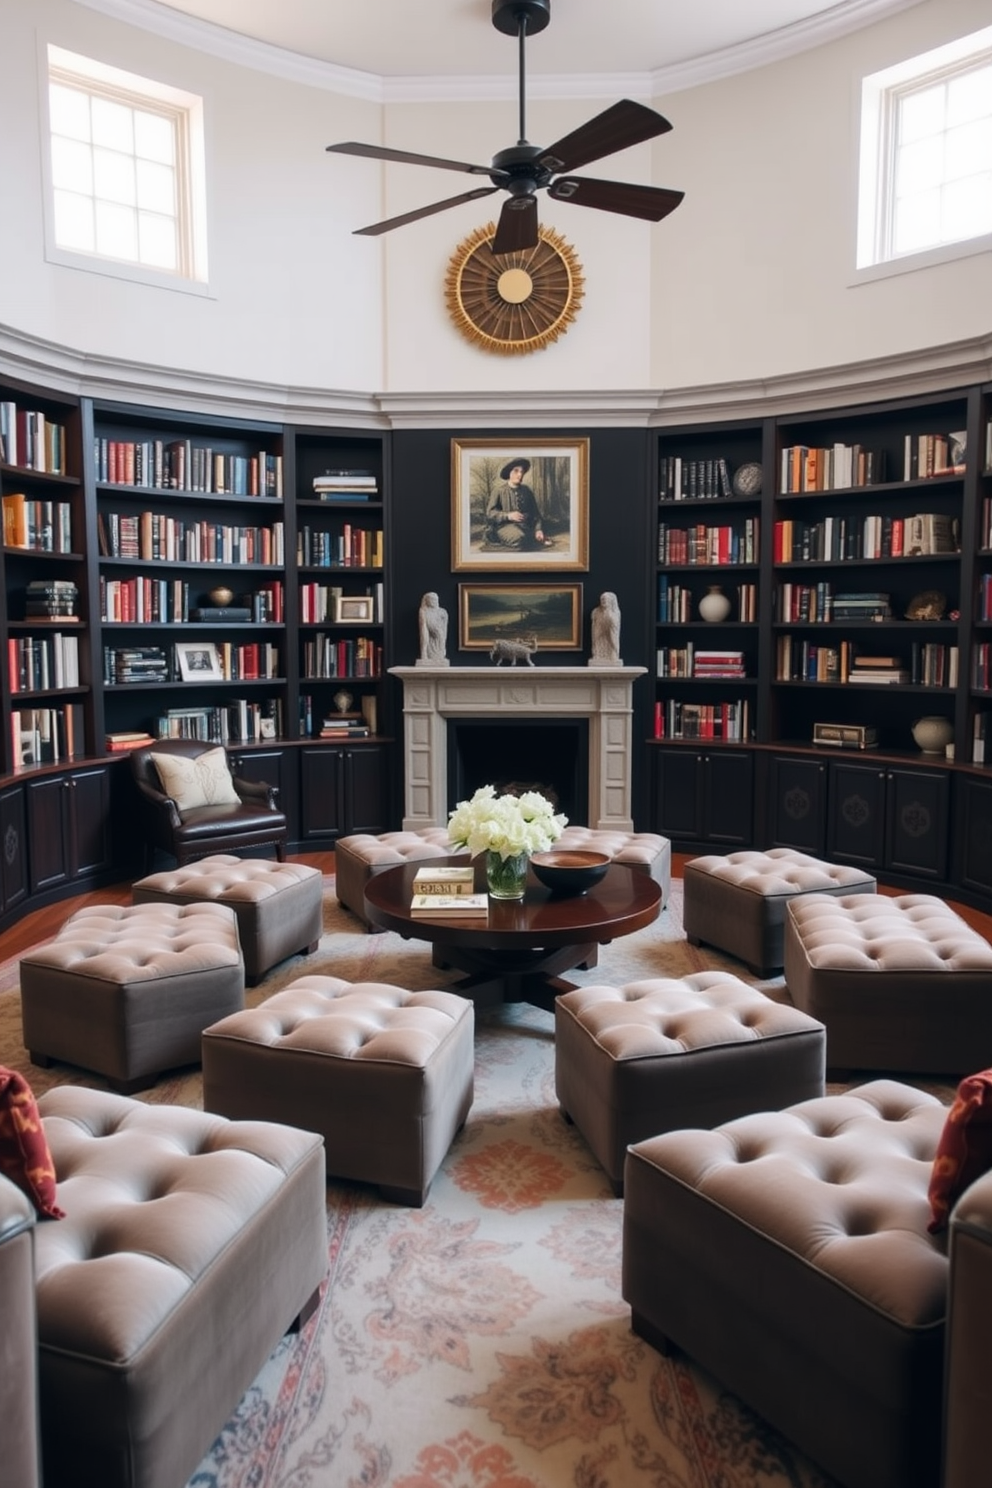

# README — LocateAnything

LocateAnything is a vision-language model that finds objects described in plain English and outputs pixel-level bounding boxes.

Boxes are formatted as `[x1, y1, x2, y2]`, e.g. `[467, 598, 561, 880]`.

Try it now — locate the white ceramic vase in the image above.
[698, 585, 732, 623]
[911, 716, 953, 755]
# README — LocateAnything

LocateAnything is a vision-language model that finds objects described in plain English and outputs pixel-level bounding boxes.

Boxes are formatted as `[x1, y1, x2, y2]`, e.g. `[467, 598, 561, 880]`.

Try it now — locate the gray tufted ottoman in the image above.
[20, 903, 244, 1093]
[623, 1081, 950, 1488]
[202, 974, 475, 1205]
[784, 892, 992, 1075]
[683, 847, 876, 975]
[132, 853, 323, 983]
[35, 1085, 327, 1488]
[555, 972, 825, 1193]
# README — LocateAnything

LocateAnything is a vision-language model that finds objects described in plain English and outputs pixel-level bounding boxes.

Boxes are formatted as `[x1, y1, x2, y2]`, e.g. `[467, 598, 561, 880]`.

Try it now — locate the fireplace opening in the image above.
[448, 719, 588, 826]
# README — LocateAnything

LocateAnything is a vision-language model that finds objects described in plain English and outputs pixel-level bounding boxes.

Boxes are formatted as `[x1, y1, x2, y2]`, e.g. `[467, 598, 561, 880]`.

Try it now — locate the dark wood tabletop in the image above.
[363, 856, 662, 1010]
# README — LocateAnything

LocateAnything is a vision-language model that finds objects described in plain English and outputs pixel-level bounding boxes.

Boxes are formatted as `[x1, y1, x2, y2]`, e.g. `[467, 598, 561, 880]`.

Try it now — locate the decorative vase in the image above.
[911, 716, 954, 755]
[698, 585, 732, 623]
[208, 586, 234, 607]
[485, 850, 529, 900]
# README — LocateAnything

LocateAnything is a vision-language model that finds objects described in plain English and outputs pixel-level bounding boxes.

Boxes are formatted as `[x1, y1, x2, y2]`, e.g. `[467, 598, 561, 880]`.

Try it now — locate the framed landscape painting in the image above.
[451, 437, 589, 572]
[459, 583, 583, 651]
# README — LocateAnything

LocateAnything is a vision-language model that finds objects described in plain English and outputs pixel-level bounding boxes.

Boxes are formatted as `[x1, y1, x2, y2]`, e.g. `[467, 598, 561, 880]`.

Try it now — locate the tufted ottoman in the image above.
[623, 1080, 951, 1488]
[20, 903, 244, 1094]
[555, 972, 825, 1193]
[784, 892, 992, 1075]
[34, 1084, 327, 1488]
[683, 847, 876, 975]
[334, 828, 467, 928]
[201, 974, 475, 1205]
[132, 853, 323, 984]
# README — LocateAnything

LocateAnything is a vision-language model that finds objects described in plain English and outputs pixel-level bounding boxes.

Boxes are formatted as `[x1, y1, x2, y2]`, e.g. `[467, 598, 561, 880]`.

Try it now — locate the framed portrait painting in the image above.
[451, 437, 589, 572]
[459, 583, 583, 651]
[175, 641, 223, 682]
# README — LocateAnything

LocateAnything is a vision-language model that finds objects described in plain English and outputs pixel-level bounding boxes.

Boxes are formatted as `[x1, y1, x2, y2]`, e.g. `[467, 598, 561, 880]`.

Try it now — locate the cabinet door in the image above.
[0, 785, 27, 915]
[68, 767, 112, 878]
[229, 747, 299, 842]
[827, 760, 887, 868]
[885, 766, 949, 880]
[651, 749, 703, 840]
[26, 777, 71, 893]
[300, 747, 345, 839]
[343, 746, 386, 835]
[767, 755, 827, 854]
[958, 774, 992, 897]
[702, 750, 754, 844]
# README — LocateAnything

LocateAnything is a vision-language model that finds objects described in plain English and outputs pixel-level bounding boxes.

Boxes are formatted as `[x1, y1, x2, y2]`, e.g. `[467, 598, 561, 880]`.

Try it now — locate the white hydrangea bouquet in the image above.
[447, 784, 567, 899]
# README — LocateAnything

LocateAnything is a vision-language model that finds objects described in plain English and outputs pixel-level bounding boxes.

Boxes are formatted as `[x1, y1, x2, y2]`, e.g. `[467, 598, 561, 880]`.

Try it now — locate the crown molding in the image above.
[71, 0, 927, 103]
[1, 322, 988, 430]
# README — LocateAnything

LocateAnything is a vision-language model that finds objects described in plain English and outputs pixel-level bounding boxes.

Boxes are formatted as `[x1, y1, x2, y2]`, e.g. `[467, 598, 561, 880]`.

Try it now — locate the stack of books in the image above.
[108, 646, 171, 685]
[105, 730, 155, 752]
[319, 711, 371, 739]
[409, 865, 488, 916]
[312, 471, 378, 501]
[831, 592, 892, 622]
[25, 578, 78, 620]
[692, 650, 746, 679]
[848, 654, 909, 684]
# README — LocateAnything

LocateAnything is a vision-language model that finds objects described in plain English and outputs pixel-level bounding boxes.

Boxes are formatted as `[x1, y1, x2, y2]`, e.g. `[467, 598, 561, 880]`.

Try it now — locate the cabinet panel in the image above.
[651, 747, 752, 844]
[229, 747, 299, 842]
[651, 749, 703, 840]
[300, 745, 386, 840]
[26, 767, 111, 893]
[827, 760, 887, 867]
[70, 767, 112, 877]
[767, 755, 827, 854]
[885, 766, 949, 880]
[26, 777, 70, 893]
[958, 774, 992, 897]
[344, 746, 387, 835]
[703, 750, 754, 844]
[0, 785, 28, 914]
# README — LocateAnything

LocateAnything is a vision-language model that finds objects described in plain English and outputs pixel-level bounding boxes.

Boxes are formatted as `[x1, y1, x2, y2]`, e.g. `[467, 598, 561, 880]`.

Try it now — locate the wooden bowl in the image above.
[530, 849, 611, 895]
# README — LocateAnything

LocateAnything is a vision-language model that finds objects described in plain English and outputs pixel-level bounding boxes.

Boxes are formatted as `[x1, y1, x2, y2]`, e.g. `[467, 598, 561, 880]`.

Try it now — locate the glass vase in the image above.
[485, 850, 529, 900]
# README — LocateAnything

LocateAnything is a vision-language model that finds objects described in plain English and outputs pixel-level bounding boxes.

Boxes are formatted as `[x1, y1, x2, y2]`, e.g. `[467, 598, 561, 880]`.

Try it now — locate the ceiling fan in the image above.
[326, 0, 684, 256]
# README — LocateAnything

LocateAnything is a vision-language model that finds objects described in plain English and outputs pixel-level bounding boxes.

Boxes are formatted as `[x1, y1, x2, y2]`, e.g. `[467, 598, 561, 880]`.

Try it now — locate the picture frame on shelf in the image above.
[458, 582, 583, 650]
[175, 641, 223, 682]
[333, 595, 376, 623]
[451, 437, 590, 572]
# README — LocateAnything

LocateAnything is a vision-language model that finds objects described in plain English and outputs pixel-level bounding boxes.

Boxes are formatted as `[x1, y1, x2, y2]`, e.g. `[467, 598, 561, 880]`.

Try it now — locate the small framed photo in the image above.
[451, 437, 590, 572]
[459, 582, 583, 651]
[334, 595, 376, 624]
[176, 641, 223, 682]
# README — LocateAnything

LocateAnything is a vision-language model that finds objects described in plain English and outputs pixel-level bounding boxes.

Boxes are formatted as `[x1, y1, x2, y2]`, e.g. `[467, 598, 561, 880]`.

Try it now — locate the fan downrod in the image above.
[492, 0, 550, 37]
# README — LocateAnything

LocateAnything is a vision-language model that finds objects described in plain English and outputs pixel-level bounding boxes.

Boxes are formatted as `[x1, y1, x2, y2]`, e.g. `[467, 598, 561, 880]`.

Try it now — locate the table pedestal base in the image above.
[431, 942, 600, 1012]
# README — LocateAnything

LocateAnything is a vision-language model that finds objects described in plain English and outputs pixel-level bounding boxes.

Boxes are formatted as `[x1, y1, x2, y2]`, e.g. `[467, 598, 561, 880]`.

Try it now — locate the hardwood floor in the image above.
[2, 849, 990, 964]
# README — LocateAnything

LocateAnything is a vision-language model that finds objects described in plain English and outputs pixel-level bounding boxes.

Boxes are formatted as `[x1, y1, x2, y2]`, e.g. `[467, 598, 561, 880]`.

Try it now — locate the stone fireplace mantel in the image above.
[390, 666, 647, 832]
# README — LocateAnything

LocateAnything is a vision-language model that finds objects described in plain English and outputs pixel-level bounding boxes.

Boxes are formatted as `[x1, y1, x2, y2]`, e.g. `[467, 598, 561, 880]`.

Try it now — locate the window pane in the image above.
[947, 67, 992, 125]
[135, 159, 175, 215]
[899, 86, 946, 144]
[945, 118, 992, 179]
[91, 96, 134, 152]
[896, 136, 945, 194]
[893, 187, 941, 252]
[51, 136, 93, 193]
[944, 173, 992, 238]
[138, 212, 178, 270]
[95, 199, 138, 260]
[49, 83, 90, 140]
[93, 147, 136, 206]
[53, 190, 95, 252]
[134, 111, 175, 165]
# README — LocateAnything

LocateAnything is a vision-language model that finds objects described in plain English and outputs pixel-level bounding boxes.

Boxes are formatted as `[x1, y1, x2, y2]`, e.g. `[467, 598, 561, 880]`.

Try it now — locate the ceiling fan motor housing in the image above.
[492, 0, 551, 37]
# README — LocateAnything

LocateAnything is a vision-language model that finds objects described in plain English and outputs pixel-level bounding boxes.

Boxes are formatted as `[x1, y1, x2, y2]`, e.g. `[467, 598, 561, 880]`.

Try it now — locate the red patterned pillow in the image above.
[0, 1066, 64, 1220]
[928, 1069, 992, 1234]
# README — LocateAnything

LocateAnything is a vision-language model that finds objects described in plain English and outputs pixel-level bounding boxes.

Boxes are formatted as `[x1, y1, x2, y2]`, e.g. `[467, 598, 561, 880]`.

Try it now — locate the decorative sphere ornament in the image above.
[911, 717, 953, 755]
[209, 586, 234, 607]
[698, 585, 732, 623]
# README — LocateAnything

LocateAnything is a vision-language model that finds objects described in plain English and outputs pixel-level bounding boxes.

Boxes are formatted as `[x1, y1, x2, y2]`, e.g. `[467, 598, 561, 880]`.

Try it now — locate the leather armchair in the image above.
[129, 738, 287, 867]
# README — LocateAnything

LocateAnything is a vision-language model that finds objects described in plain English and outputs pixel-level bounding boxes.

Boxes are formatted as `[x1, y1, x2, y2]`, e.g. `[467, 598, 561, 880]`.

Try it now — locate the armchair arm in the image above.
[233, 775, 280, 811]
[133, 776, 183, 829]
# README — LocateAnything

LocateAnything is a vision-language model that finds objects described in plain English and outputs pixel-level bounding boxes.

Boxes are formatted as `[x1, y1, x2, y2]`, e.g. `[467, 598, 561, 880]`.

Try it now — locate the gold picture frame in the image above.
[451, 437, 589, 572]
[458, 583, 583, 651]
[333, 595, 376, 624]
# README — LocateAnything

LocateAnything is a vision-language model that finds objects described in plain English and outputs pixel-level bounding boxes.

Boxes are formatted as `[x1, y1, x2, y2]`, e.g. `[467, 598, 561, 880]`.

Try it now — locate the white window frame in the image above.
[42, 45, 209, 293]
[856, 25, 992, 279]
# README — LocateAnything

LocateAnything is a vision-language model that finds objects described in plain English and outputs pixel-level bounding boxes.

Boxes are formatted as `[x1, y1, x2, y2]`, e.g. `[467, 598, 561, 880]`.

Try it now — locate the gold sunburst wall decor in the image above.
[445, 222, 584, 355]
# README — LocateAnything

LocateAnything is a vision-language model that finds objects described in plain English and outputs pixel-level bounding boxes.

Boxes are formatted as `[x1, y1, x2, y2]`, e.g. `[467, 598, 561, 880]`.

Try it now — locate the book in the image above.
[190, 606, 252, 622]
[409, 893, 489, 916]
[412, 866, 476, 895]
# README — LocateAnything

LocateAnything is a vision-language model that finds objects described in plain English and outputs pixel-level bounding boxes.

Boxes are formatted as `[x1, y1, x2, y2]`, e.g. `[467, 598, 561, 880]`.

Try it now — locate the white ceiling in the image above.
[89, 0, 925, 90]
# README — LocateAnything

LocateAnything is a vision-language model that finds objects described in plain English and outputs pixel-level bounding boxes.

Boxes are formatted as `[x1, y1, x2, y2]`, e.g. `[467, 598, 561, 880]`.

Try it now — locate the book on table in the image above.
[409, 892, 489, 916]
[412, 866, 476, 895]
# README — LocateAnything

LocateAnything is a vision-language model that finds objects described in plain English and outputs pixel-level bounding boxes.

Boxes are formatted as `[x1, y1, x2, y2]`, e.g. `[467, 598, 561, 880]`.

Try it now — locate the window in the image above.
[857, 26, 992, 271]
[45, 46, 207, 286]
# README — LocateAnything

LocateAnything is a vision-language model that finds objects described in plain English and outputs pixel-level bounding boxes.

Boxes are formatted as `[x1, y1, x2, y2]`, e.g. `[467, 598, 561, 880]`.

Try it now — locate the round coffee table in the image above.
[363, 855, 662, 1011]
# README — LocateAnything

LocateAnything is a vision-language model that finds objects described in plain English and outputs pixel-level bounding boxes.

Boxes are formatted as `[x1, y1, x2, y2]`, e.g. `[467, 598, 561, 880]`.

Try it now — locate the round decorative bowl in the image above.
[530, 849, 611, 895]
[208, 586, 234, 607]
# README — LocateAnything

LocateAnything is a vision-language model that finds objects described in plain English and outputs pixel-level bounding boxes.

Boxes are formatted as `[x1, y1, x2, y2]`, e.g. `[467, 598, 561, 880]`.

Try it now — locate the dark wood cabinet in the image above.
[0, 784, 27, 918]
[884, 764, 949, 880]
[651, 746, 753, 846]
[827, 759, 887, 867]
[228, 746, 299, 843]
[26, 766, 112, 894]
[300, 744, 386, 841]
[958, 772, 992, 898]
[767, 754, 828, 854]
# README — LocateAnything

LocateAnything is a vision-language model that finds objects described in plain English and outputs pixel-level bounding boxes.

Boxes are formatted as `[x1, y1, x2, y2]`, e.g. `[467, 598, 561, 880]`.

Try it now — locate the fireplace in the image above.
[448, 718, 588, 824]
[391, 665, 647, 831]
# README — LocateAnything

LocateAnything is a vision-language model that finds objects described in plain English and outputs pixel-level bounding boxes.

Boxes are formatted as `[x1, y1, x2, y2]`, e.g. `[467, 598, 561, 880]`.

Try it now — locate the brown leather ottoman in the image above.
[334, 828, 466, 928]
[784, 892, 992, 1075]
[683, 847, 876, 975]
[555, 971, 825, 1193]
[35, 1085, 327, 1488]
[20, 903, 245, 1094]
[201, 974, 475, 1205]
[132, 853, 323, 984]
[623, 1081, 949, 1488]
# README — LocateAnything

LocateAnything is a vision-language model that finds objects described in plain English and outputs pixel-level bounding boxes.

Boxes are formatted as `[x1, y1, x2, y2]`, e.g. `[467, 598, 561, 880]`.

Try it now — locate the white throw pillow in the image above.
[149, 747, 241, 810]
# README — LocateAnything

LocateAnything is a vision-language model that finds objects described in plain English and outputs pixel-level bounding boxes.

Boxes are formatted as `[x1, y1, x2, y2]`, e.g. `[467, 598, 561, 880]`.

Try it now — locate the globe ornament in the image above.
[445, 222, 584, 355]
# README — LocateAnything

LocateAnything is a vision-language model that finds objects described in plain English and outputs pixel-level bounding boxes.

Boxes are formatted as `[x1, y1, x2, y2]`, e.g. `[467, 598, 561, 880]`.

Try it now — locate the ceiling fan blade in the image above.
[547, 176, 684, 223]
[491, 196, 539, 256]
[353, 187, 500, 237]
[327, 141, 496, 178]
[539, 100, 673, 174]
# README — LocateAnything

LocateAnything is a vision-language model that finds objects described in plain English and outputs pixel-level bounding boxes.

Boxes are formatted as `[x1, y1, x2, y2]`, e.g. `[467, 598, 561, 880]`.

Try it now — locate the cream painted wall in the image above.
[0, 0, 988, 403]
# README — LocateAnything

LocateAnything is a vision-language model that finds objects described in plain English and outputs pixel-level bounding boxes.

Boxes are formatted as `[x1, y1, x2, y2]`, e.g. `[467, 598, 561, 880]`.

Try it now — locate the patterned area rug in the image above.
[0, 879, 932, 1488]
